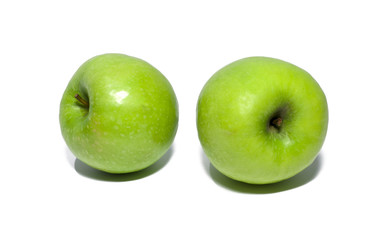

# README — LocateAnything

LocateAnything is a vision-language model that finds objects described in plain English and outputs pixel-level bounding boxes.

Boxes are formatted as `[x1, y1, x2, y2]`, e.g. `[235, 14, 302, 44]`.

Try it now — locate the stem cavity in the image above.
[269, 117, 283, 132]
[271, 117, 283, 128]
[268, 105, 290, 133]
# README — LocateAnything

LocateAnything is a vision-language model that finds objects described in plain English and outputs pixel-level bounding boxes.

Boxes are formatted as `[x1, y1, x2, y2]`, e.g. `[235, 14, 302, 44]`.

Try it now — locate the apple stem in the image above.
[75, 94, 89, 107]
[271, 117, 282, 128]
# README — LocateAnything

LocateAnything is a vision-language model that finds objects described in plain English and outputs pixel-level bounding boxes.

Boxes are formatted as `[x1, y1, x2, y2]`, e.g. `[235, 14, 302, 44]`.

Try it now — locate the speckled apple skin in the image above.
[197, 57, 328, 184]
[60, 54, 178, 173]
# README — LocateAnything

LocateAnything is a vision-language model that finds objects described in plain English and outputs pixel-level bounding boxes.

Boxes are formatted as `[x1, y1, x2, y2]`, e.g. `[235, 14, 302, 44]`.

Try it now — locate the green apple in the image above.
[197, 57, 328, 184]
[60, 53, 178, 173]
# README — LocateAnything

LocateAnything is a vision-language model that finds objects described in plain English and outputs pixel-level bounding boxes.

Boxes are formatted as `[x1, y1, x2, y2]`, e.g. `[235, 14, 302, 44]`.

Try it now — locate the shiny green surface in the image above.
[197, 57, 328, 184]
[60, 54, 178, 173]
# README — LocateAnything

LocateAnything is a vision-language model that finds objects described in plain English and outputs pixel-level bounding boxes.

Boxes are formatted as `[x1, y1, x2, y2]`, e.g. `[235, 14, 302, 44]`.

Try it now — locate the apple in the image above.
[197, 57, 328, 184]
[60, 53, 178, 173]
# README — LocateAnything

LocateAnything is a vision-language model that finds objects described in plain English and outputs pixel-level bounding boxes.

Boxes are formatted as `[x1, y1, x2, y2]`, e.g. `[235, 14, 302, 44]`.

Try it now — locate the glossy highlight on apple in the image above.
[60, 53, 178, 174]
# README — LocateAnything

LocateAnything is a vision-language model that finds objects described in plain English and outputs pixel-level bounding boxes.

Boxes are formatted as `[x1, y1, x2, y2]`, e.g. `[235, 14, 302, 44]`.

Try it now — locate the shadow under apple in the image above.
[201, 150, 322, 194]
[66, 145, 174, 182]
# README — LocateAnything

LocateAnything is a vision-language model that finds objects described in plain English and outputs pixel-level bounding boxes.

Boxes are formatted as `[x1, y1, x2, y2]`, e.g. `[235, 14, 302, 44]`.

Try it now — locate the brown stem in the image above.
[271, 117, 282, 128]
[75, 94, 89, 107]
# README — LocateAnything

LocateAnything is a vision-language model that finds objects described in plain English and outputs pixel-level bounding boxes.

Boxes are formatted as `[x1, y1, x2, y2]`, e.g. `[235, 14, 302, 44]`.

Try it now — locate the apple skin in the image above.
[197, 57, 328, 184]
[60, 54, 178, 173]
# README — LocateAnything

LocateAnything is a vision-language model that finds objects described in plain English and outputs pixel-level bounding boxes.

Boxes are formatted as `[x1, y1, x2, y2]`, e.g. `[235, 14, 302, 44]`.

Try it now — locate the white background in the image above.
[1, 0, 376, 239]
